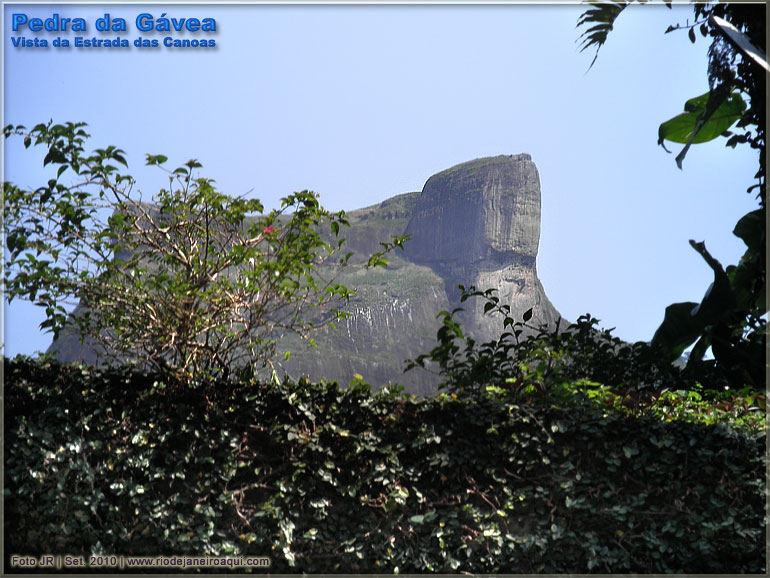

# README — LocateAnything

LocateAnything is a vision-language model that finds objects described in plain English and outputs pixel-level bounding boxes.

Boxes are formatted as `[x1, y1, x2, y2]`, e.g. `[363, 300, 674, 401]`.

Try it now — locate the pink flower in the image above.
[263, 225, 274, 235]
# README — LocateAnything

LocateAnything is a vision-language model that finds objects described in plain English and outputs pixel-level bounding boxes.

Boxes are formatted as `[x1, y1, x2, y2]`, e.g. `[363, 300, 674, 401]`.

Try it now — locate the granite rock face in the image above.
[47, 155, 562, 395]
[279, 155, 562, 392]
[402, 154, 560, 342]
[406, 154, 541, 271]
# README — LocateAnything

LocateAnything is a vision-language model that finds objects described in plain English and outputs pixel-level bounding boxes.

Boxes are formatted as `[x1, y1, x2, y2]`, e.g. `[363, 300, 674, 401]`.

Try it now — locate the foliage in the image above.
[657, 89, 747, 167]
[576, 1, 627, 69]
[642, 384, 766, 432]
[2, 121, 406, 384]
[406, 285, 687, 397]
[577, 3, 766, 389]
[5, 355, 765, 573]
[652, 221, 766, 389]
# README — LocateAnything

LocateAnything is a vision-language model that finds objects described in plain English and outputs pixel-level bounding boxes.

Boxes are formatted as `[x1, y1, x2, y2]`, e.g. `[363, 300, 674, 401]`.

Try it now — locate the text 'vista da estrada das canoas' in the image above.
[10, 13, 218, 49]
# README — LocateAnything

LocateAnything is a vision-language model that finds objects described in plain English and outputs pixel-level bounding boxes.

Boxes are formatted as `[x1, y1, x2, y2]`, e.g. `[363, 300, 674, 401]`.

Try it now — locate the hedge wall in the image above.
[4, 356, 766, 573]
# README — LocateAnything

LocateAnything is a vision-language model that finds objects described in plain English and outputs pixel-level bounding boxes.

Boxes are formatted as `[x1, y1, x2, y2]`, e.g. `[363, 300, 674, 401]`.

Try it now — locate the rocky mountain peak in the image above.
[401, 155, 559, 344]
[405, 154, 541, 279]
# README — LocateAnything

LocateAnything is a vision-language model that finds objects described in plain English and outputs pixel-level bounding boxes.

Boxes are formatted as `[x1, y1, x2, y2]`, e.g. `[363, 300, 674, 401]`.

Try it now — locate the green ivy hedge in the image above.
[4, 356, 766, 573]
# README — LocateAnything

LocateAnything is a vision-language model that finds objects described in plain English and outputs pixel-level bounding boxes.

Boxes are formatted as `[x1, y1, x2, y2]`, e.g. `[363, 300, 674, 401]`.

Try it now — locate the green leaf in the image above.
[652, 240, 735, 362]
[658, 89, 746, 168]
[146, 154, 168, 166]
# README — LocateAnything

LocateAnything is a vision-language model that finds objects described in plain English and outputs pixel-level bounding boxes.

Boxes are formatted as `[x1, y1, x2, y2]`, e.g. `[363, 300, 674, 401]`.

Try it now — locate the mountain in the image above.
[47, 155, 562, 395]
[274, 154, 562, 394]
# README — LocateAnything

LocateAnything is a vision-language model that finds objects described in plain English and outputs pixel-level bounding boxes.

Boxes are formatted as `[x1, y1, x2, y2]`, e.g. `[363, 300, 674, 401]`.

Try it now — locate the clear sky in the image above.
[2, 2, 761, 359]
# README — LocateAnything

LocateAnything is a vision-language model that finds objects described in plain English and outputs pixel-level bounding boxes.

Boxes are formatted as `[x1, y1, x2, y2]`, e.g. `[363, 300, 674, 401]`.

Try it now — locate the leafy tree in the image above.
[577, 2, 766, 389]
[3, 121, 406, 384]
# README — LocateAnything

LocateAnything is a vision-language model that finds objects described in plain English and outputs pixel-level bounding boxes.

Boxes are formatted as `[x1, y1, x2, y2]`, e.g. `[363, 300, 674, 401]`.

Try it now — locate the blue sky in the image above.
[2, 2, 761, 358]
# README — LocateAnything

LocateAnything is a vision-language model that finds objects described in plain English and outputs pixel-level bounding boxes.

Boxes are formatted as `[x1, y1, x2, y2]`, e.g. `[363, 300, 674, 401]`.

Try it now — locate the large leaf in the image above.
[652, 240, 735, 362]
[658, 89, 746, 168]
[652, 301, 704, 362]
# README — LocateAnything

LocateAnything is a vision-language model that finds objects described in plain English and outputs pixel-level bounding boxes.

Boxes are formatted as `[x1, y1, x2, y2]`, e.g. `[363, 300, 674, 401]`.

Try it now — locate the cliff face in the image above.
[279, 155, 561, 392]
[401, 154, 560, 342]
[406, 154, 541, 271]
[47, 155, 562, 395]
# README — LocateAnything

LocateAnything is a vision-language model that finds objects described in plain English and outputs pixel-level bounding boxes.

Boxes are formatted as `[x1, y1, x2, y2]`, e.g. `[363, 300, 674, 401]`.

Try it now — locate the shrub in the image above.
[5, 356, 765, 573]
[406, 285, 690, 399]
